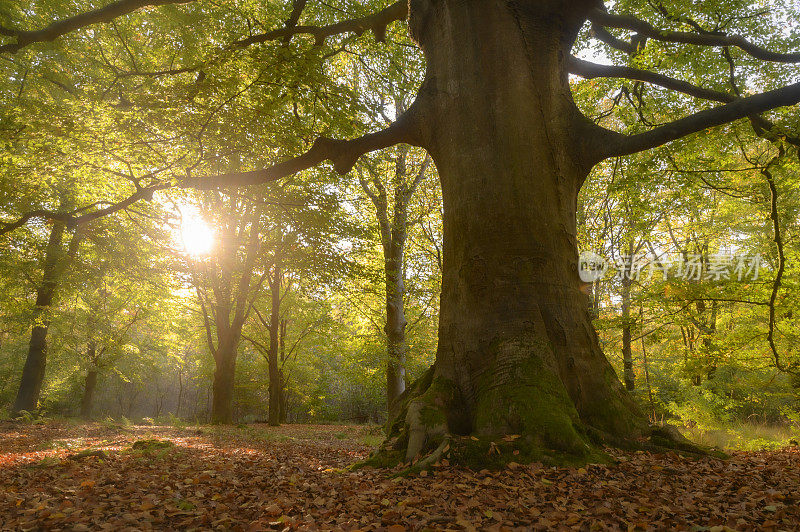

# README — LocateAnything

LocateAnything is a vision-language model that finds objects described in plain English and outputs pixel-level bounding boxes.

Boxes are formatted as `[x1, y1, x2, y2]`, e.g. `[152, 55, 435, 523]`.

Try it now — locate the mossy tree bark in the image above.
[11, 0, 796, 461]
[168, 0, 800, 463]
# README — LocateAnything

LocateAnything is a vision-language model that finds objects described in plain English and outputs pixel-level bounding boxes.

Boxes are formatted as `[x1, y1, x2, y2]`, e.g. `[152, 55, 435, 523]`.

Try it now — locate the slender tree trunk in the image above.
[278, 318, 288, 423]
[176, 366, 184, 418]
[12, 221, 67, 415]
[279, 372, 288, 423]
[640, 307, 656, 422]
[621, 273, 635, 391]
[80, 342, 98, 419]
[705, 300, 718, 379]
[126, 388, 139, 418]
[211, 335, 238, 424]
[80, 371, 98, 419]
[267, 265, 282, 426]
[359, 145, 414, 410]
[378, 0, 654, 465]
[385, 233, 408, 408]
[384, 145, 413, 408]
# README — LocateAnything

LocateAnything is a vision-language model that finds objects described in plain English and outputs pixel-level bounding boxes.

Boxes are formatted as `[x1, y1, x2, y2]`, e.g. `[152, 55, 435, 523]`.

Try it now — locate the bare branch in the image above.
[589, 9, 800, 63]
[0, 0, 193, 54]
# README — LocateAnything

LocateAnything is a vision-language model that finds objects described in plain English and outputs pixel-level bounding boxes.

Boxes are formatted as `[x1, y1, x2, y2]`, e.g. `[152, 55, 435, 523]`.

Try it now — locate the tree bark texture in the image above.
[211, 332, 239, 424]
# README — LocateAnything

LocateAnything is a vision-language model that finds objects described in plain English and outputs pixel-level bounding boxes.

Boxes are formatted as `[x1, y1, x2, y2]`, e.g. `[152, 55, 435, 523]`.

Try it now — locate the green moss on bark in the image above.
[446, 435, 610, 470]
[473, 338, 593, 457]
[353, 449, 405, 470]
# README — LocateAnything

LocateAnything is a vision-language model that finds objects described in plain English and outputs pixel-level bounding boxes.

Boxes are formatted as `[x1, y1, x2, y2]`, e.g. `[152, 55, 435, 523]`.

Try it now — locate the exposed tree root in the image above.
[358, 367, 722, 474]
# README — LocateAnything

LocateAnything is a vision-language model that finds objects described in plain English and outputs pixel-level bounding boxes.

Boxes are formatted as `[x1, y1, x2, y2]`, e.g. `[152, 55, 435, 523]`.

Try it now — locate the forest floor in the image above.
[0, 422, 799, 531]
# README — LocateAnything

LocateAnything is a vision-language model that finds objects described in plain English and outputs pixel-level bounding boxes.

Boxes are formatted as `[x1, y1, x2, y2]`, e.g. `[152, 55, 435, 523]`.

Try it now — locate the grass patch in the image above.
[242, 426, 294, 442]
[681, 421, 799, 451]
[357, 434, 384, 447]
[131, 439, 175, 451]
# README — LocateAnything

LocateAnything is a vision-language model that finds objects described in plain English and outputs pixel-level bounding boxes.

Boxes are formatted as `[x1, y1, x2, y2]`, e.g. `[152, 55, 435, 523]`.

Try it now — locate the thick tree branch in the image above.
[0, 183, 169, 237]
[2, 102, 422, 236]
[569, 62, 800, 150]
[589, 9, 800, 63]
[0, 120, 406, 236]
[234, 1, 408, 48]
[186, 117, 418, 189]
[603, 82, 800, 159]
[284, 0, 308, 31]
[589, 24, 645, 55]
[0, 0, 193, 54]
[568, 57, 732, 104]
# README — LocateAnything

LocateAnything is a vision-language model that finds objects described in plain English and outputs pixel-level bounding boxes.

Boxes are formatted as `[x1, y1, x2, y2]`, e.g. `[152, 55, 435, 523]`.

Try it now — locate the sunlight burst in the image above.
[181, 217, 215, 256]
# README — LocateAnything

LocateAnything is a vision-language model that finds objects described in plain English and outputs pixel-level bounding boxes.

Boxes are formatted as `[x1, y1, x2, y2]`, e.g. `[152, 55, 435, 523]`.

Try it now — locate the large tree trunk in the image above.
[211, 335, 238, 424]
[376, 0, 661, 466]
[11, 221, 67, 416]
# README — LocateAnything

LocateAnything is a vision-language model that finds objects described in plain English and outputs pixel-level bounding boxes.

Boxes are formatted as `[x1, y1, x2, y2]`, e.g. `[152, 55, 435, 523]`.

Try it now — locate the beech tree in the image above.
[358, 146, 431, 409]
[11, 215, 82, 415]
[3, 0, 800, 464]
[185, 194, 271, 424]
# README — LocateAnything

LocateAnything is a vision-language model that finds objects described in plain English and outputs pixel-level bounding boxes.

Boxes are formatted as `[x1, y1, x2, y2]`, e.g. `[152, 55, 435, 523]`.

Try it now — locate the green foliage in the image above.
[1, 0, 800, 454]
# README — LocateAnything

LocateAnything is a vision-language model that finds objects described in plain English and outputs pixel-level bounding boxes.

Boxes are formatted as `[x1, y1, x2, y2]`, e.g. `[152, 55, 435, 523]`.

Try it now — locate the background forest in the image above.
[1, 0, 799, 451]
